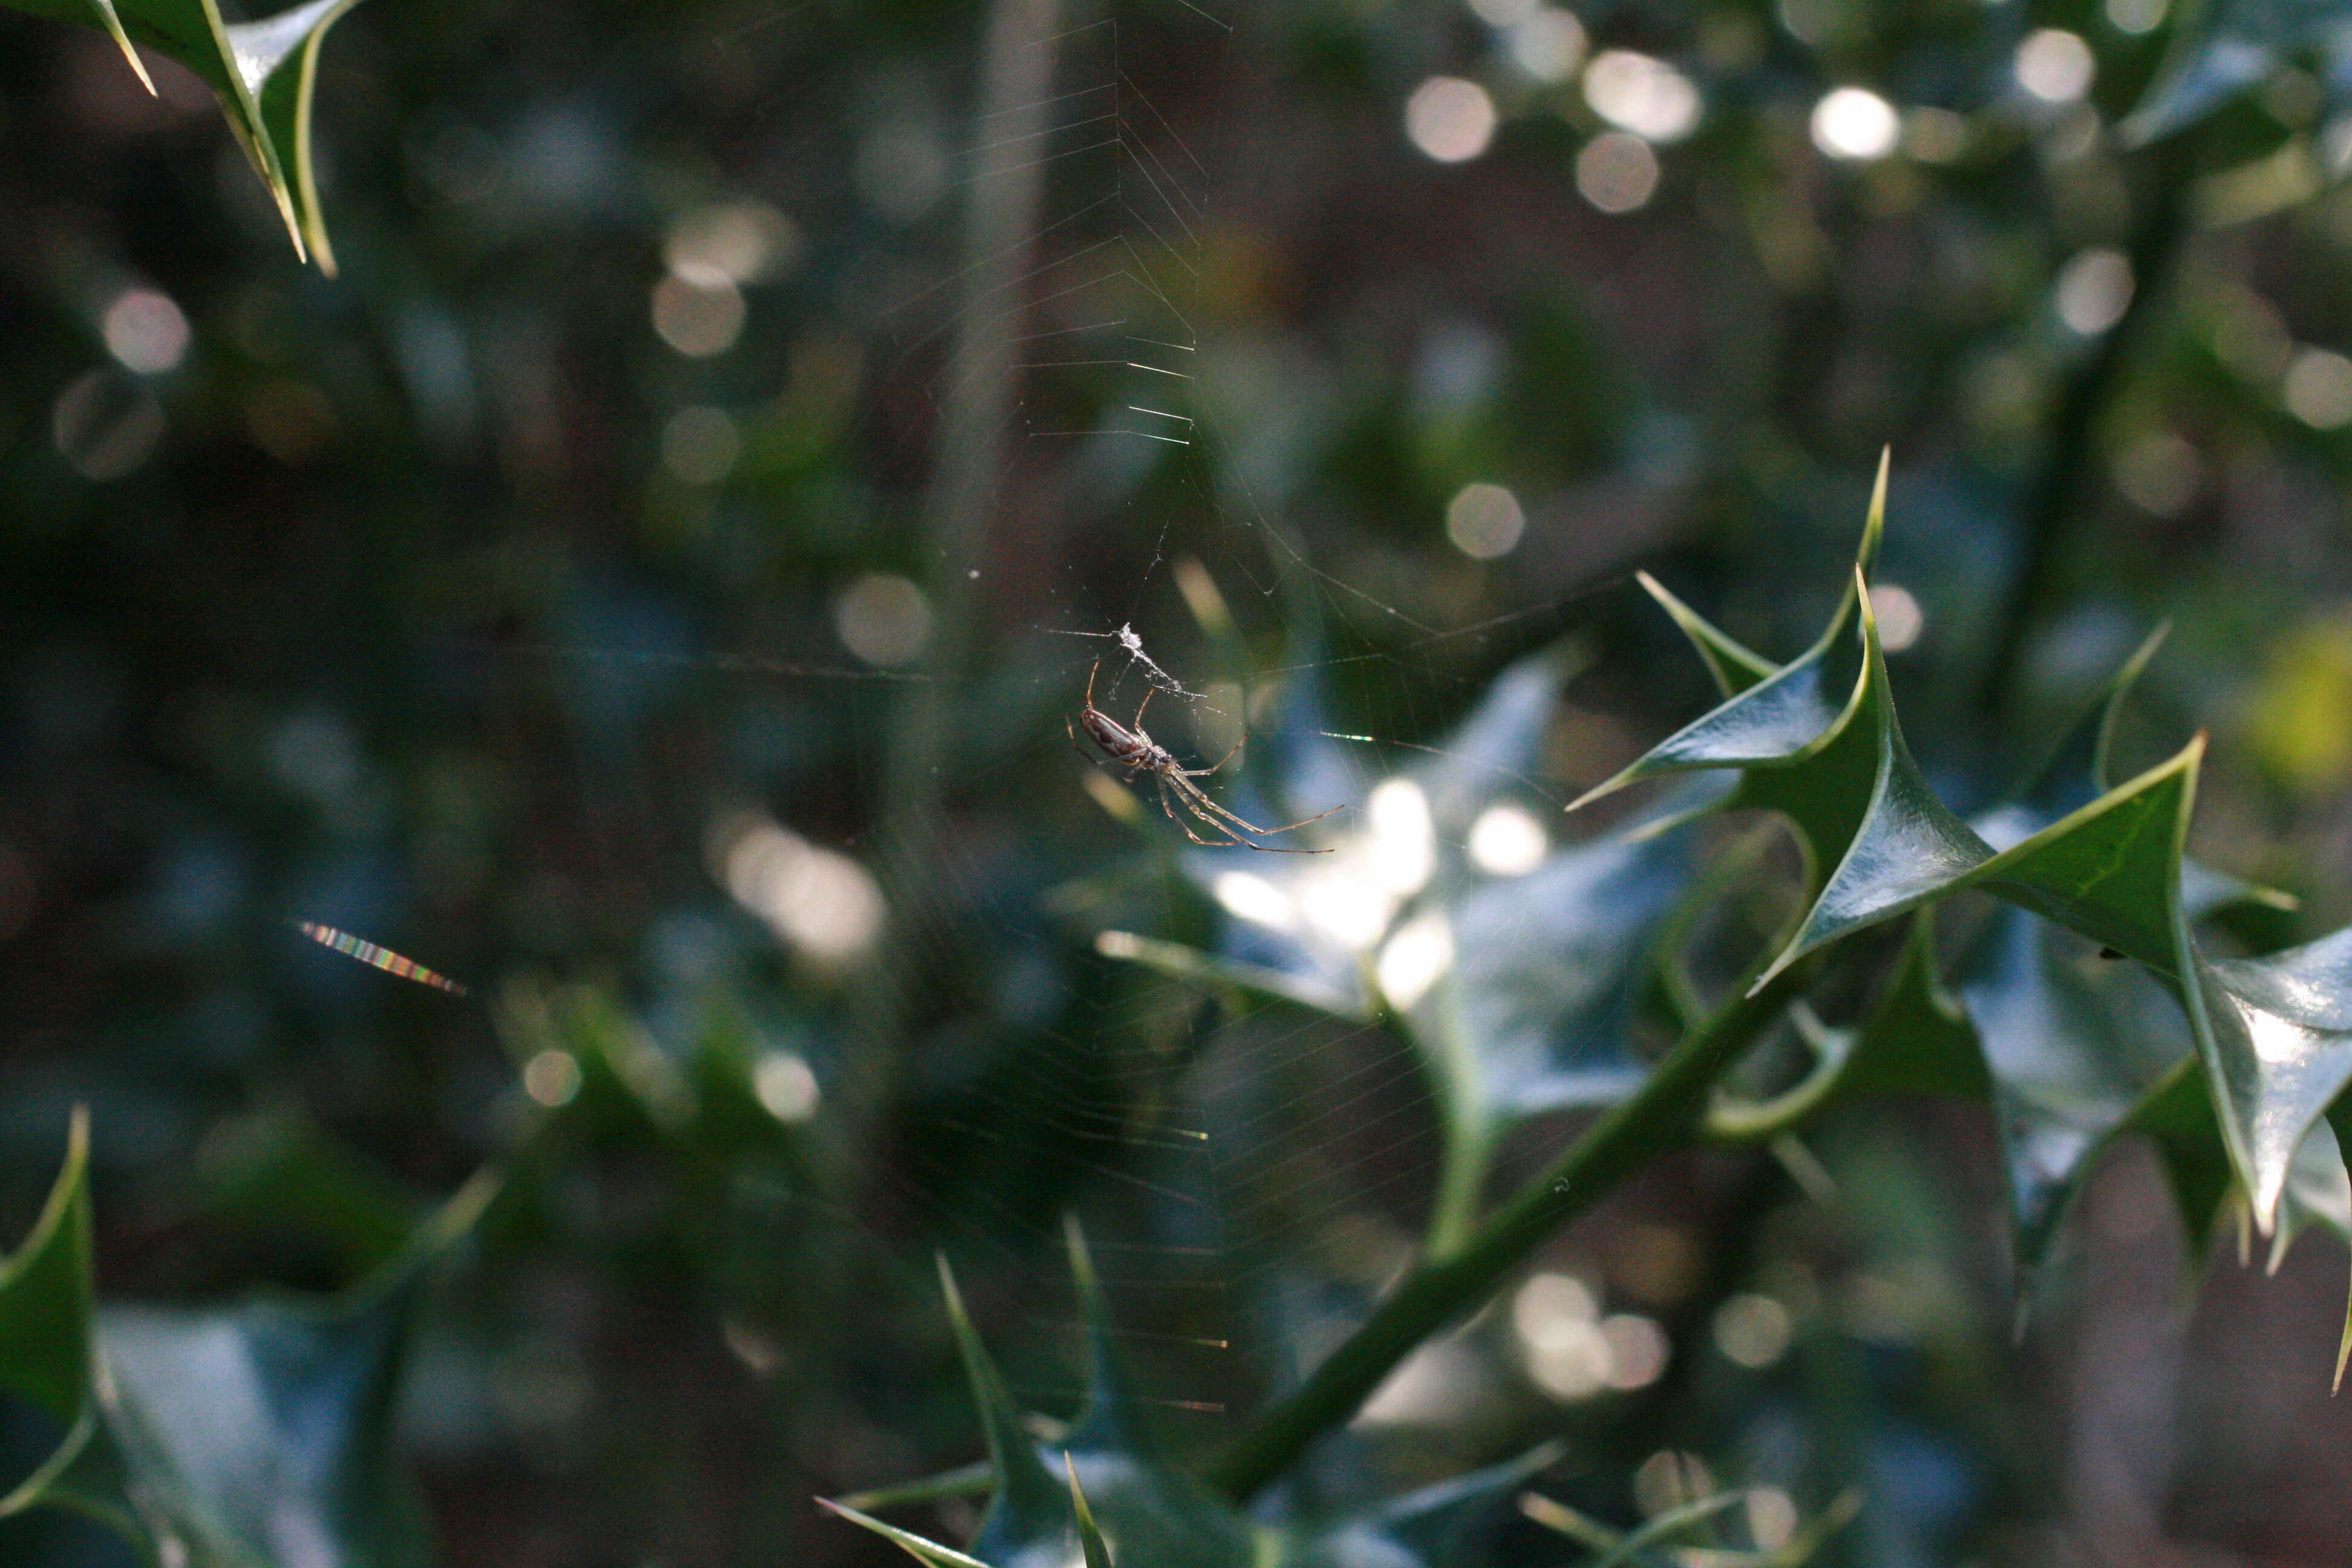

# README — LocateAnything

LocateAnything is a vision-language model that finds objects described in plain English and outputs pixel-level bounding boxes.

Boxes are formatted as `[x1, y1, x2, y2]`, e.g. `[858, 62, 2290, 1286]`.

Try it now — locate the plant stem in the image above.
[1973, 131, 2200, 719]
[1204, 960, 1811, 1503]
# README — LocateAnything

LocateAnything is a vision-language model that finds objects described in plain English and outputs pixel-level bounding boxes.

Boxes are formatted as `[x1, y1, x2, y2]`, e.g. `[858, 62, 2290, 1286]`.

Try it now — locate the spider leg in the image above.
[1068, 716, 1100, 765]
[1175, 737, 1244, 778]
[1168, 776, 1334, 852]
[1171, 774, 1341, 840]
[1158, 777, 1247, 848]
[1085, 655, 1103, 710]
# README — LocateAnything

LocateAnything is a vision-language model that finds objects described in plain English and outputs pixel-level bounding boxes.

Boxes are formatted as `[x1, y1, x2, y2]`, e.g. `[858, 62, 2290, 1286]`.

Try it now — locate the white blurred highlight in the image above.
[1446, 482, 1526, 559]
[1406, 76, 1498, 163]
[1867, 583, 1924, 652]
[1468, 803, 1547, 876]
[1747, 1489, 1800, 1550]
[753, 1051, 822, 1121]
[1810, 87, 1899, 160]
[1506, 8, 1587, 82]
[2285, 347, 2352, 428]
[1377, 913, 1454, 1010]
[1366, 779, 1435, 896]
[103, 289, 191, 374]
[1514, 1272, 1610, 1399]
[1582, 51, 1700, 143]
[2056, 248, 2133, 335]
[664, 201, 800, 286]
[1214, 870, 1299, 932]
[2016, 29, 2095, 103]
[1599, 1314, 1670, 1389]
[714, 812, 884, 965]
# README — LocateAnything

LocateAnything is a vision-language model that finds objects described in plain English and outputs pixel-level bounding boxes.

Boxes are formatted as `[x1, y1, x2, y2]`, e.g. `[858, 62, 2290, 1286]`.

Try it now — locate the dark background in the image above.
[5, 0, 2352, 1561]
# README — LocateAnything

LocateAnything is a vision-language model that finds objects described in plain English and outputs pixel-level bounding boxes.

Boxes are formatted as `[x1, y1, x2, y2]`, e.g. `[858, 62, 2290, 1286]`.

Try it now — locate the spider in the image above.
[1068, 657, 1336, 853]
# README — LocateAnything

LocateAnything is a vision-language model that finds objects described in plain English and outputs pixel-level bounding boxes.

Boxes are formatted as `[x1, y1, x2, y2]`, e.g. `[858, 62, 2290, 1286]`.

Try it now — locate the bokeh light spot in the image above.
[1214, 870, 1298, 931]
[1583, 50, 1700, 142]
[1809, 87, 1899, 160]
[1366, 778, 1435, 897]
[1867, 583, 1924, 652]
[523, 1049, 582, 1107]
[1576, 132, 1660, 212]
[2016, 29, 2096, 103]
[1506, 8, 1587, 82]
[652, 264, 746, 357]
[2105, 0, 2166, 33]
[1633, 1451, 1717, 1518]
[753, 1051, 822, 1121]
[1468, 803, 1547, 875]
[1599, 1314, 1669, 1390]
[664, 201, 801, 286]
[1445, 482, 1526, 558]
[1514, 1272, 1613, 1400]
[714, 812, 886, 965]
[2285, 346, 2352, 428]
[1406, 76, 1498, 163]
[2056, 247, 2134, 335]
[834, 573, 933, 667]
[1376, 912, 1454, 1009]
[103, 289, 191, 374]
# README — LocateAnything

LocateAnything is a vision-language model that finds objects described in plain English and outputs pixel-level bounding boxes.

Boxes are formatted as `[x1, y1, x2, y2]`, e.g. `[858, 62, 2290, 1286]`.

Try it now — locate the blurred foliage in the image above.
[8, 0, 2352, 1562]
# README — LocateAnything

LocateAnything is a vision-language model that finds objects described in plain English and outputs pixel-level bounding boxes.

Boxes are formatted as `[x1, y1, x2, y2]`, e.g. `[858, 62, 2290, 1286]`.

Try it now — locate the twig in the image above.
[1205, 957, 1812, 1501]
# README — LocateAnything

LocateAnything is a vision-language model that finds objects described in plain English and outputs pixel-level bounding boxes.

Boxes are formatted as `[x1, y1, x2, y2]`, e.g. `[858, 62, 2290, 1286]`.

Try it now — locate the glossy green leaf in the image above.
[1065, 1457, 1113, 1568]
[826, 1228, 1549, 1568]
[1, 1112, 495, 1567]
[1589, 472, 2352, 1246]
[1, 0, 368, 269]
[0, 1111, 142, 1546]
[0, 1111, 96, 1445]
[1569, 452, 1887, 817]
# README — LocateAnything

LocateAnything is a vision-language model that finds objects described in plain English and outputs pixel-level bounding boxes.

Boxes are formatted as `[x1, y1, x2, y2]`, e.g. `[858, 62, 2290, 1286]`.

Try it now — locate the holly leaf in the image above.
[823, 1226, 1549, 1568]
[1, 0, 369, 269]
[2120, 0, 2352, 145]
[1, 1109, 496, 1567]
[1589, 469, 2352, 1252]
[1569, 453, 1887, 824]
[0, 1110, 142, 1547]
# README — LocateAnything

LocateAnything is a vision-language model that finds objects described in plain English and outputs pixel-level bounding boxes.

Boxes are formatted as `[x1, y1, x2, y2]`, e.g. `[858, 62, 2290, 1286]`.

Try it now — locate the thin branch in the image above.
[1204, 958, 1813, 1501]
